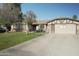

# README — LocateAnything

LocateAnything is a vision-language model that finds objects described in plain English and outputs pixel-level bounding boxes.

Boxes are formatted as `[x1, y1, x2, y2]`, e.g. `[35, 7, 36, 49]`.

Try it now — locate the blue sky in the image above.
[21, 3, 79, 20]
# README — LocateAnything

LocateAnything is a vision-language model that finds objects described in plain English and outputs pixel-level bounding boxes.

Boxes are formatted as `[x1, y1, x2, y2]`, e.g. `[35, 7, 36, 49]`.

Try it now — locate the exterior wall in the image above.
[48, 22, 55, 34]
[77, 25, 79, 33]
[55, 24, 76, 34]
[10, 23, 29, 32]
[15, 23, 23, 32]
[43, 24, 47, 32]
[36, 25, 40, 31]
[48, 24, 52, 34]
[11, 25, 16, 32]
[22, 24, 29, 32]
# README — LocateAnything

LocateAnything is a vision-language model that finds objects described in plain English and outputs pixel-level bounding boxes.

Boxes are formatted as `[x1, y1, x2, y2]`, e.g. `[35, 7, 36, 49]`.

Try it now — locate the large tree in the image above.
[24, 10, 37, 25]
[0, 3, 23, 31]
[0, 3, 22, 25]
[23, 10, 37, 31]
[72, 15, 77, 20]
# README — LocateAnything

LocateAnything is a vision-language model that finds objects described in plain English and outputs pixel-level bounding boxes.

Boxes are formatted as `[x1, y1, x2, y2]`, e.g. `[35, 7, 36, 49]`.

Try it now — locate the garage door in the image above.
[55, 24, 76, 34]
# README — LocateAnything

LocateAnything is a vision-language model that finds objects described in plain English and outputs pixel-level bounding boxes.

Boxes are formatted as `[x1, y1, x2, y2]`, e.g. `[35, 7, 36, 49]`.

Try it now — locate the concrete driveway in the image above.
[0, 33, 79, 56]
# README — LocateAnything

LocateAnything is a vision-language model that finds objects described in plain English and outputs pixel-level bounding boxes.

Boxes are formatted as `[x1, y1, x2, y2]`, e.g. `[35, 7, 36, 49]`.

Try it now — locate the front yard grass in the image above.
[0, 32, 43, 51]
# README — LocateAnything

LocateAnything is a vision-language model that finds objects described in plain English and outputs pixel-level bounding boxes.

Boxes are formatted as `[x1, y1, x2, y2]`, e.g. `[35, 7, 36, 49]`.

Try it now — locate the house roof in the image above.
[32, 18, 79, 25]
[48, 17, 79, 23]
[32, 20, 49, 25]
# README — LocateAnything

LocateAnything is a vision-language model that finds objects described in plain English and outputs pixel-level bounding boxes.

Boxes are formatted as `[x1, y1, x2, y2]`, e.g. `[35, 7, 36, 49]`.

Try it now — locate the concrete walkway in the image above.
[0, 34, 79, 56]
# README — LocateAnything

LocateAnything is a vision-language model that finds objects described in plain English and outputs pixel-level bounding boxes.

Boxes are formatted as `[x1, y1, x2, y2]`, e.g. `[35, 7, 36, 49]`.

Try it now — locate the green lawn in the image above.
[0, 32, 43, 51]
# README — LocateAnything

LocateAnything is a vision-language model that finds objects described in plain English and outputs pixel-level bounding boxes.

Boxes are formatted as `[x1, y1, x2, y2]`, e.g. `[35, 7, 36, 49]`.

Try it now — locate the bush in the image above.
[36, 29, 45, 32]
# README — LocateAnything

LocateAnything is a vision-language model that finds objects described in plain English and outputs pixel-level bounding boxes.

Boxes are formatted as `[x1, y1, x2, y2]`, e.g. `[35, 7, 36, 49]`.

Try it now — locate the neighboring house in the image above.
[11, 22, 29, 32]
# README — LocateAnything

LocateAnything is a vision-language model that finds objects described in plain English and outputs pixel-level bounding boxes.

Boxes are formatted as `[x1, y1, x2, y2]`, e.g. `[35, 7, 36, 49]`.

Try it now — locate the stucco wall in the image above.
[77, 25, 79, 33]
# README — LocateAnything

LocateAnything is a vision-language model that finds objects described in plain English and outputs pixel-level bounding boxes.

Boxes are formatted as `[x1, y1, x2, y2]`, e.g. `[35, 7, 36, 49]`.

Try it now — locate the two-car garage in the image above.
[48, 18, 78, 34]
[55, 24, 76, 34]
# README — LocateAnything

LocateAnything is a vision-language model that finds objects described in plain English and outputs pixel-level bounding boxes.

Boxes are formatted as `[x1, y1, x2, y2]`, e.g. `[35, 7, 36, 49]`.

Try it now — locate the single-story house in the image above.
[32, 18, 79, 34]
[10, 17, 79, 34]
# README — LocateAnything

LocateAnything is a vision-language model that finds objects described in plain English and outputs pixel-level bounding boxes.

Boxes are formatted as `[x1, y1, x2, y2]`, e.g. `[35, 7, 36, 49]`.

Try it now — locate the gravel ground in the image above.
[0, 33, 79, 56]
